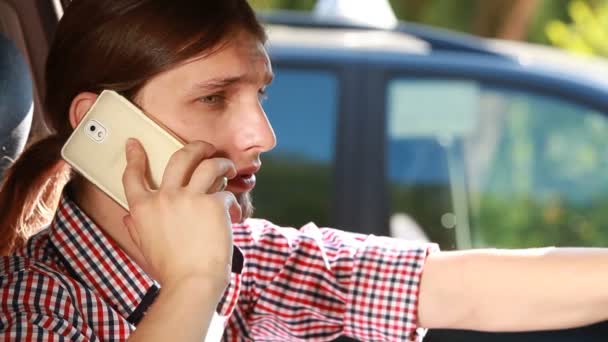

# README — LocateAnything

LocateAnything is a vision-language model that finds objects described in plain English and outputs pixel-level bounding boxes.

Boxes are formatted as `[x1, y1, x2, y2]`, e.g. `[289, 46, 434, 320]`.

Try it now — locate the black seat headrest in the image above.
[0, 33, 33, 178]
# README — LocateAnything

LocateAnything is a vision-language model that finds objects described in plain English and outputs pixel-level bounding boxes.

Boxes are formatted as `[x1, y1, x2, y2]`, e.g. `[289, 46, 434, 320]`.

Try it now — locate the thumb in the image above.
[123, 138, 149, 207]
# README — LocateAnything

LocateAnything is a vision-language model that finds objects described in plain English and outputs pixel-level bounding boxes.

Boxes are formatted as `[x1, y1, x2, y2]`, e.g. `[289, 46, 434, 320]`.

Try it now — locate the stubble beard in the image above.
[235, 191, 253, 222]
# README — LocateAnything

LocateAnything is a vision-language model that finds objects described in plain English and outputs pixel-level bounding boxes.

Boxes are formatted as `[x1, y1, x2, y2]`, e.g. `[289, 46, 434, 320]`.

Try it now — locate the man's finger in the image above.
[122, 138, 149, 206]
[188, 158, 237, 194]
[161, 141, 216, 189]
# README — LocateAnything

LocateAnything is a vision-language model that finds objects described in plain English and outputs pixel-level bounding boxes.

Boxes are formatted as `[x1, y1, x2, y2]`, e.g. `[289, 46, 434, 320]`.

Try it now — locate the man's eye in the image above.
[199, 95, 223, 104]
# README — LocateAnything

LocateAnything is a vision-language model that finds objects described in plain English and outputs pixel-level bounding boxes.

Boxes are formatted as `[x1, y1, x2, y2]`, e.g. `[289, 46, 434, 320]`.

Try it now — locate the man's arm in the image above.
[418, 247, 608, 331]
[128, 275, 224, 342]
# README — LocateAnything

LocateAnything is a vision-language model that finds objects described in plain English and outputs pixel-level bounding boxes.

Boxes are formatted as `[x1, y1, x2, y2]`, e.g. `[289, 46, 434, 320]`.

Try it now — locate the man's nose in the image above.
[237, 106, 276, 153]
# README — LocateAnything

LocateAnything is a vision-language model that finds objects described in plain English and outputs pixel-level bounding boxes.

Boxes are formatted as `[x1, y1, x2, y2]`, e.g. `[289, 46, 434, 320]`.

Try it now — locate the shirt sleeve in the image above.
[231, 219, 439, 341]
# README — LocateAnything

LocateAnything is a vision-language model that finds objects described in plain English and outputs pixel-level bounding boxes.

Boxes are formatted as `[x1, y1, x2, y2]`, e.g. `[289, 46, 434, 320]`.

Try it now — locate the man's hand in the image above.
[122, 138, 241, 292]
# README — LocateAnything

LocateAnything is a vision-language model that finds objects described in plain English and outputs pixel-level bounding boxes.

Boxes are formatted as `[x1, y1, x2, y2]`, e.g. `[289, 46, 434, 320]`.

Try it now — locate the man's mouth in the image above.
[226, 165, 260, 192]
[227, 173, 256, 192]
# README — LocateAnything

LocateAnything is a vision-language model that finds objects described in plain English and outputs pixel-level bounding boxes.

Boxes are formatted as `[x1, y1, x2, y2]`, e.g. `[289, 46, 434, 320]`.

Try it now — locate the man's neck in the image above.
[70, 177, 152, 275]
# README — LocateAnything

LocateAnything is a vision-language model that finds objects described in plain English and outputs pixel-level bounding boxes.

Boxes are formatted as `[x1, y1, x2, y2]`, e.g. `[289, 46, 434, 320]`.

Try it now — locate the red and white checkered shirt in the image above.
[0, 193, 438, 341]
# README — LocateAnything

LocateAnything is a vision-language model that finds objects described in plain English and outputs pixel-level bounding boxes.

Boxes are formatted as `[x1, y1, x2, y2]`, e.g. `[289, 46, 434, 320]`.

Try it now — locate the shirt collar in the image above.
[49, 193, 158, 323]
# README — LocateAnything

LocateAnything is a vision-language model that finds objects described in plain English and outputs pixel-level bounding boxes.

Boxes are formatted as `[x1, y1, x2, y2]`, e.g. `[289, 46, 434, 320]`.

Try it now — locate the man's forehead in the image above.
[187, 31, 270, 66]
[162, 38, 273, 91]
[188, 44, 272, 84]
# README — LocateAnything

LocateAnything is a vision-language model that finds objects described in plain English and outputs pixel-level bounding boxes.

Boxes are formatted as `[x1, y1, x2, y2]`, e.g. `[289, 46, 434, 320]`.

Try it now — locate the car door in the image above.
[362, 51, 608, 340]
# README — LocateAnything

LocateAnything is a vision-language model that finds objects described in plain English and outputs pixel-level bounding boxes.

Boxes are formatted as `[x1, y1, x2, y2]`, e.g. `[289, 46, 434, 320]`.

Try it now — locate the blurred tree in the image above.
[248, 0, 576, 45]
[475, 0, 539, 39]
[388, 0, 540, 40]
[546, 0, 608, 57]
[528, 0, 571, 44]
[393, 0, 575, 44]
[248, 0, 315, 11]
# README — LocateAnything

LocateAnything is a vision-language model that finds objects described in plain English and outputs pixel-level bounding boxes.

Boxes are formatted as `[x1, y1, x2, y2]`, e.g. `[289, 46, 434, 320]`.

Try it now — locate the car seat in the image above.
[0, 32, 33, 179]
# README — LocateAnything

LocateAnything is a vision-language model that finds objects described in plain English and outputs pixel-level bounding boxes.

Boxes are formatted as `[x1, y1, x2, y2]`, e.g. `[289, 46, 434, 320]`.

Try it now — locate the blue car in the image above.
[255, 5, 608, 342]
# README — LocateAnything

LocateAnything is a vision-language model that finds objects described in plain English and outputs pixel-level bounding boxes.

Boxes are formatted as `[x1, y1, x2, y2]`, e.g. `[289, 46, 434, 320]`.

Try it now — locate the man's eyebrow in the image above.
[191, 72, 275, 92]
[192, 76, 245, 90]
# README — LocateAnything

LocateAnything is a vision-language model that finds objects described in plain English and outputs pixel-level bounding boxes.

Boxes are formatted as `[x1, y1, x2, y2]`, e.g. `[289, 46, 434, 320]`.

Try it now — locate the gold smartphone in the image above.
[61, 90, 184, 210]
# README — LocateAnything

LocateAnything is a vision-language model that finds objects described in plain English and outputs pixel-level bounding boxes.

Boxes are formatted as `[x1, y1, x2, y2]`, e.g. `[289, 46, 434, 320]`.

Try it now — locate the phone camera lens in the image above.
[89, 125, 96, 132]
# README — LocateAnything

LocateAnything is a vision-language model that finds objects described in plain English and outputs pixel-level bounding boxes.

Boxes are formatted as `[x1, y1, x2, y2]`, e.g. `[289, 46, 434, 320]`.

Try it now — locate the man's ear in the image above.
[68, 92, 98, 129]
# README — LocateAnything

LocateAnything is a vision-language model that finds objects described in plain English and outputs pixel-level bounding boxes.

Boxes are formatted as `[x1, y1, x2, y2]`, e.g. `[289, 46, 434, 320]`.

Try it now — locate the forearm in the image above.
[419, 247, 608, 332]
[128, 276, 224, 341]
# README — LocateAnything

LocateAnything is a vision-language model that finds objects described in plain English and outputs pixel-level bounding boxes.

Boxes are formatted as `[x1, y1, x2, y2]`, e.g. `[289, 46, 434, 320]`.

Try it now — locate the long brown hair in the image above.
[0, 0, 266, 255]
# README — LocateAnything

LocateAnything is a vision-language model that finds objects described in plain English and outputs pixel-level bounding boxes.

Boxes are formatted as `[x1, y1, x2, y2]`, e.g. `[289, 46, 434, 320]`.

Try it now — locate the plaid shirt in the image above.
[0, 193, 438, 341]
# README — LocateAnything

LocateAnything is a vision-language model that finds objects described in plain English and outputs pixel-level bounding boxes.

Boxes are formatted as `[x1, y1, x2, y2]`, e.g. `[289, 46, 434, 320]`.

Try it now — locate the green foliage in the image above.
[546, 0, 608, 56]
[248, 0, 315, 11]
[248, 0, 578, 48]
[474, 193, 608, 248]
[528, 0, 571, 44]
[389, 0, 477, 34]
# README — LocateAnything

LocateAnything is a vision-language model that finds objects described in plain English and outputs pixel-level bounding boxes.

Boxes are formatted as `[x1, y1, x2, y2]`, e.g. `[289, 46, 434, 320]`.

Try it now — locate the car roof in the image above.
[484, 39, 608, 87]
[260, 10, 508, 57]
[265, 24, 429, 55]
[260, 10, 608, 89]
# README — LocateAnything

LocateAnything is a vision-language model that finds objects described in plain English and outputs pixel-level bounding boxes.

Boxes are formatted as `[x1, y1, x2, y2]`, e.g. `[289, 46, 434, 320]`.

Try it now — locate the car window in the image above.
[254, 68, 338, 227]
[387, 78, 608, 250]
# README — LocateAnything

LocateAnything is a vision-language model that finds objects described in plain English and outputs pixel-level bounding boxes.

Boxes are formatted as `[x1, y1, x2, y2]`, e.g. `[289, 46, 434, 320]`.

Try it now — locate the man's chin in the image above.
[235, 191, 253, 223]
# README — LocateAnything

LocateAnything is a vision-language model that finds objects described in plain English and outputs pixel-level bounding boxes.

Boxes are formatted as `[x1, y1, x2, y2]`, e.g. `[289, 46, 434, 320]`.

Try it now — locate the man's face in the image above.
[136, 31, 276, 219]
